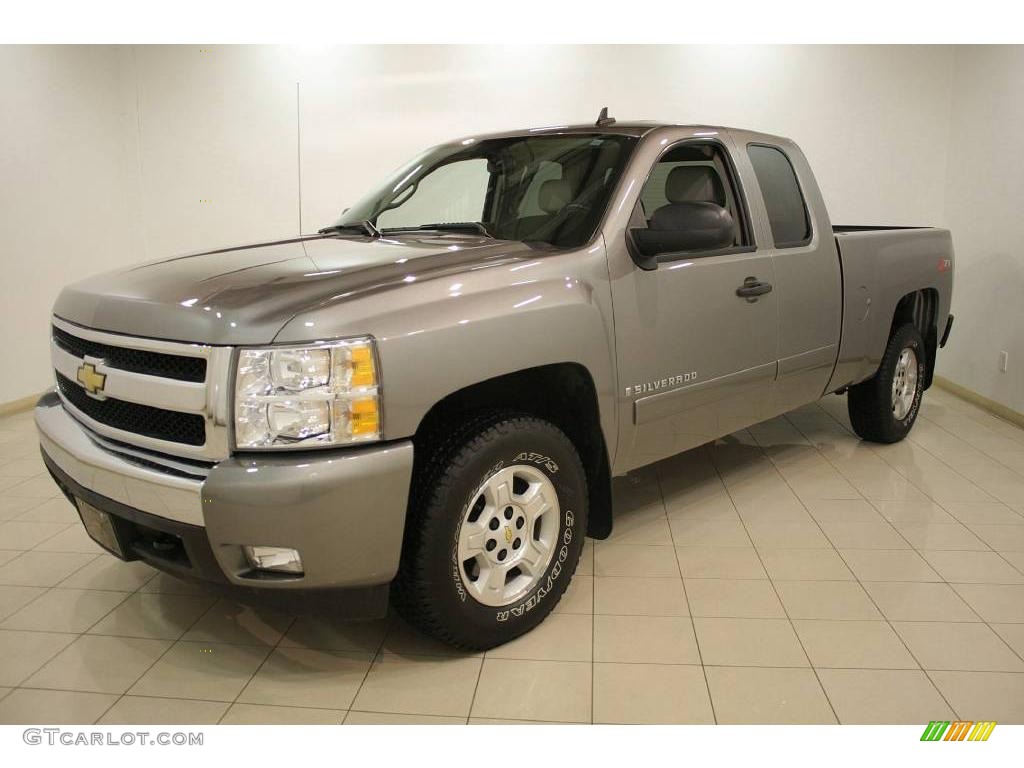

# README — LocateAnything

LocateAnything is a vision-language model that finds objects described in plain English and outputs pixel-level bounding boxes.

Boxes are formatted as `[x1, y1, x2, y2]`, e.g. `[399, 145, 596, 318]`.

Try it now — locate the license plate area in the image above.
[76, 500, 127, 559]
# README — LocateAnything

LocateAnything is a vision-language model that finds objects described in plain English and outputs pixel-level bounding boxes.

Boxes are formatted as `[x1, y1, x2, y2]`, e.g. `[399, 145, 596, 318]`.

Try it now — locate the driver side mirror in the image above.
[629, 202, 735, 270]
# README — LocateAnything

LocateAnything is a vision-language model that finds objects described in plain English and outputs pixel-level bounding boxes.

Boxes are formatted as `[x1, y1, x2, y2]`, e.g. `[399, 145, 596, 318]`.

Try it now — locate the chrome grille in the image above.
[53, 325, 207, 382]
[50, 317, 232, 461]
[56, 372, 206, 446]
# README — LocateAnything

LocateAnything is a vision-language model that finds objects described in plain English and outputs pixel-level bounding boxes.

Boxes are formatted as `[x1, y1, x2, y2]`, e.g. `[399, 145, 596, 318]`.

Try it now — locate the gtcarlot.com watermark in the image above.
[23, 728, 203, 747]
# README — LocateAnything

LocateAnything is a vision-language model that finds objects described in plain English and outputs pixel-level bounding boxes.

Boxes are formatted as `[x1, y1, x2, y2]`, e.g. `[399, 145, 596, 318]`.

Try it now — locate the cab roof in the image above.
[452, 121, 793, 147]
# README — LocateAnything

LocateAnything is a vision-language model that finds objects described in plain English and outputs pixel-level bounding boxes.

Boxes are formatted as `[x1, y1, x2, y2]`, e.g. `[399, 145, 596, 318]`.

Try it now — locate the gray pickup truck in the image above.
[35, 114, 954, 649]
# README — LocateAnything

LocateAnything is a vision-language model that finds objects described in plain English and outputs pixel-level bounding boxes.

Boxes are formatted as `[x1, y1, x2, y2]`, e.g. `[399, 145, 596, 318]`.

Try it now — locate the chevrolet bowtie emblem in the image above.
[76, 362, 107, 396]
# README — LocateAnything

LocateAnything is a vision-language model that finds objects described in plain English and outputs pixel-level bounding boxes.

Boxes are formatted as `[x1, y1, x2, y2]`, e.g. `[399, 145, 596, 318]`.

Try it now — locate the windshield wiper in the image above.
[383, 222, 494, 238]
[318, 220, 381, 238]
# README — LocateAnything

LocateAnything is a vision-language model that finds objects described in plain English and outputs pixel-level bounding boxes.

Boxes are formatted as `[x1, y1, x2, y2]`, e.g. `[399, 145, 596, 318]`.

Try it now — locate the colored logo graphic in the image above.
[76, 362, 107, 396]
[921, 721, 996, 742]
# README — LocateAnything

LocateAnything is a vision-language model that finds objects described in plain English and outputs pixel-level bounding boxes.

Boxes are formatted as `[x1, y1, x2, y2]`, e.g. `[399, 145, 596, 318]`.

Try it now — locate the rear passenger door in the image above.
[744, 143, 842, 415]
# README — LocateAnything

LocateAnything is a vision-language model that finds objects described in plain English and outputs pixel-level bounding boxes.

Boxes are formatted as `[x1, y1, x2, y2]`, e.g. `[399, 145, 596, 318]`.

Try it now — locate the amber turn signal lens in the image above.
[349, 345, 377, 388]
[349, 397, 380, 436]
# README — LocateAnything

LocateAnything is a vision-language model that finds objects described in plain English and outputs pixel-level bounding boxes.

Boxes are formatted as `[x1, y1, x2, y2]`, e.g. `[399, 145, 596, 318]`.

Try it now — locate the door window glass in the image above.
[747, 145, 811, 247]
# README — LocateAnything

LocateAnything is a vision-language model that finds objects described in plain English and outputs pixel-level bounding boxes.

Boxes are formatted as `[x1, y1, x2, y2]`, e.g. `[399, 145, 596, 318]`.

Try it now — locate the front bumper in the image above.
[35, 392, 414, 616]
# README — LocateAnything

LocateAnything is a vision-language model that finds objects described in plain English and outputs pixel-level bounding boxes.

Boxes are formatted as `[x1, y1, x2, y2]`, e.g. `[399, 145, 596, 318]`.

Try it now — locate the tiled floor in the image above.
[1, 388, 1023, 725]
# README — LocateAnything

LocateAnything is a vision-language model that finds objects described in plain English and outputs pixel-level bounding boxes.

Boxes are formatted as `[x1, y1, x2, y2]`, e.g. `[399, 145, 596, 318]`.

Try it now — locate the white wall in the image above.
[936, 45, 1024, 414]
[132, 47, 300, 257]
[295, 45, 955, 233]
[0, 46, 143, 404]
[1, 44, 1017, 415]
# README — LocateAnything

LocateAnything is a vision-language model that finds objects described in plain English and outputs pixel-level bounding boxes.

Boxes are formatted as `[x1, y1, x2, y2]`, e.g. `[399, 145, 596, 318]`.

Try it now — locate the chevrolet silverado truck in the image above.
[35, 114, 955, 649]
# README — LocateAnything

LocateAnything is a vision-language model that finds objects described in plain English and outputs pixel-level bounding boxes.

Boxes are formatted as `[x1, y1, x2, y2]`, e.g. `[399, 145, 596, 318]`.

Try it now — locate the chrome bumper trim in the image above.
[35, 394, 206, 527]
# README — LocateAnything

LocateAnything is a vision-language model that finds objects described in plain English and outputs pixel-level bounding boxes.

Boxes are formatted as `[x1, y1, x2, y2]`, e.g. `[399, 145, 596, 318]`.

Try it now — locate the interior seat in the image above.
[662, 165, 726, 207]
[516, 178, 573, 239]
[650, 165, 738, 245]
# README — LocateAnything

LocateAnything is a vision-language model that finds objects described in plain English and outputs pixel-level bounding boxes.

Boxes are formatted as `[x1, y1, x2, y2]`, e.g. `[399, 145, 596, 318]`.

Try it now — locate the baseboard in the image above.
[0, 392, 41, 418]
[933, 375, 1024, 429]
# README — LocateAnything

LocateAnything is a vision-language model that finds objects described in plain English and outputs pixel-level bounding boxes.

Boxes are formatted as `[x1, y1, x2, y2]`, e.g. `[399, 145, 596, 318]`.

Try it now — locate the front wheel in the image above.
[847, 323, 927, 443]
[392, 413, 588, 650]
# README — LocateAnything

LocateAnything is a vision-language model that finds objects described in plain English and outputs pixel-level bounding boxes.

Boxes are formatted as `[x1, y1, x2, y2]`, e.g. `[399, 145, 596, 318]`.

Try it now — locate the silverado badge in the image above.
[76, 362, 107, 397]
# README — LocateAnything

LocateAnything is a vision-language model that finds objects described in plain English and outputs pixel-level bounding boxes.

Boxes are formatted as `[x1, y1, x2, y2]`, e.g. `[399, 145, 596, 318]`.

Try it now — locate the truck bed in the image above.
[827, 225, 953, 393]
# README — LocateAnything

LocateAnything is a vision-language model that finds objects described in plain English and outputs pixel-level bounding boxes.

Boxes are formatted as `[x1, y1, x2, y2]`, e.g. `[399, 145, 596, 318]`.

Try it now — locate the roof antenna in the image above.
[595, 107, 615, 127]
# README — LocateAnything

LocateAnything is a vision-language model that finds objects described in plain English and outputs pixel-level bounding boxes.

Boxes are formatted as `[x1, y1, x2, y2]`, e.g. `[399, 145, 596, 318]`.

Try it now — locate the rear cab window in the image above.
[747, 144, 812, 248]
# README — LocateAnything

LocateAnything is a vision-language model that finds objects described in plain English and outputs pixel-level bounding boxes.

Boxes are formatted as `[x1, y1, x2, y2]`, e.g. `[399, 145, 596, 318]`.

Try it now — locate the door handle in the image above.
[736, 277, 773, 301]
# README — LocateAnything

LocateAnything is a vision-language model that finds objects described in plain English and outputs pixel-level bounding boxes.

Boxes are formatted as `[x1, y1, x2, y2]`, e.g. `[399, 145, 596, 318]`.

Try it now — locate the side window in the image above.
[639, 162, 675, 213]
[377, 158, 489, 229]
[636, 142, 749, 250]
[747, 145, 811, 247]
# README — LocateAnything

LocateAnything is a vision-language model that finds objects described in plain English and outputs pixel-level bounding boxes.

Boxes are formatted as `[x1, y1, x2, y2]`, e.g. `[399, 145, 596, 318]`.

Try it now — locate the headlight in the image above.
[234, 338, 381, 449]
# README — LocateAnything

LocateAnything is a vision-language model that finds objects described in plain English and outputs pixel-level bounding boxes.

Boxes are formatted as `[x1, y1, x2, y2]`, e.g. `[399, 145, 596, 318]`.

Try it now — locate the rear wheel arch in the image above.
[889, 288, 939, 390]
[848, 322, 926, 443]
[411, 363, 613, 540]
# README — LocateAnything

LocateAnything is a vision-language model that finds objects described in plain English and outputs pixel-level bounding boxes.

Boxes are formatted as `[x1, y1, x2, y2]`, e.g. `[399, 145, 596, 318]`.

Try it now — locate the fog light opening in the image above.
[243, 545, 304, 575]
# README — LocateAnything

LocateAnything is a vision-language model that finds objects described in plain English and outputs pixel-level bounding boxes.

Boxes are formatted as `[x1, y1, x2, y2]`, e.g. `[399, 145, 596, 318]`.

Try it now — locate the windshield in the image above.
[333, 134, 638, 248]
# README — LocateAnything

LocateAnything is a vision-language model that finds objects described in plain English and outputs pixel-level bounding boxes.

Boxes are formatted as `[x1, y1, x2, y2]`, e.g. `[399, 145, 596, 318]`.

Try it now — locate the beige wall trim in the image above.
[934, 376, 1024, 429]
[0, 392, 41, 418]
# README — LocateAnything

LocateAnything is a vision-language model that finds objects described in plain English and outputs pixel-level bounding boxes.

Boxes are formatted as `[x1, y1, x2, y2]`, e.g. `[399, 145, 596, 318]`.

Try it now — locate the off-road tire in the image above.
[392, 412, 588, 650]
[848, 323, 926, 443]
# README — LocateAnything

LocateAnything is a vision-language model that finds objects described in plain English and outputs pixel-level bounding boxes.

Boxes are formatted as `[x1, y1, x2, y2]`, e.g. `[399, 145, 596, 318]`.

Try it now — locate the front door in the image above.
[611, 139, 779, 470]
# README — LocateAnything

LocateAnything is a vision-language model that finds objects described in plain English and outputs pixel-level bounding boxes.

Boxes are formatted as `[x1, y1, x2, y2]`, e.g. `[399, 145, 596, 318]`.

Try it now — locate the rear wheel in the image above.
[393, 412, 587, 650]
[848, 323, 926, 443]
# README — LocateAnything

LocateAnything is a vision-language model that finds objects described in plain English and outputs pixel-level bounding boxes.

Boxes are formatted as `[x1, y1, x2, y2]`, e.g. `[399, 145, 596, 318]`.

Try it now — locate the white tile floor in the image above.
[0, 388, 1023, 724]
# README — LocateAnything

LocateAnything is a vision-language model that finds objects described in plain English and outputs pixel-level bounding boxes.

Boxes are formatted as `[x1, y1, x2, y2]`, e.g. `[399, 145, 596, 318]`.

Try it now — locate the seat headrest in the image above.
[538, 179, 572, 214]
[665, 166, 726, 206]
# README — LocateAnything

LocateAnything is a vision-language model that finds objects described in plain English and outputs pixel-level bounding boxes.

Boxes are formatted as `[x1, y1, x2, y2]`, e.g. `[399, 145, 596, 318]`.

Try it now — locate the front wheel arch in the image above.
[410, 363, 613, 540]
[393, 412, 588, 649]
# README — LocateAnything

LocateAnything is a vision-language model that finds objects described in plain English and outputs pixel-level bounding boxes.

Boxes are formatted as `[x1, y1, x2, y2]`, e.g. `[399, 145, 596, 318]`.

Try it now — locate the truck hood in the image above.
[54, 234, 540, 345]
